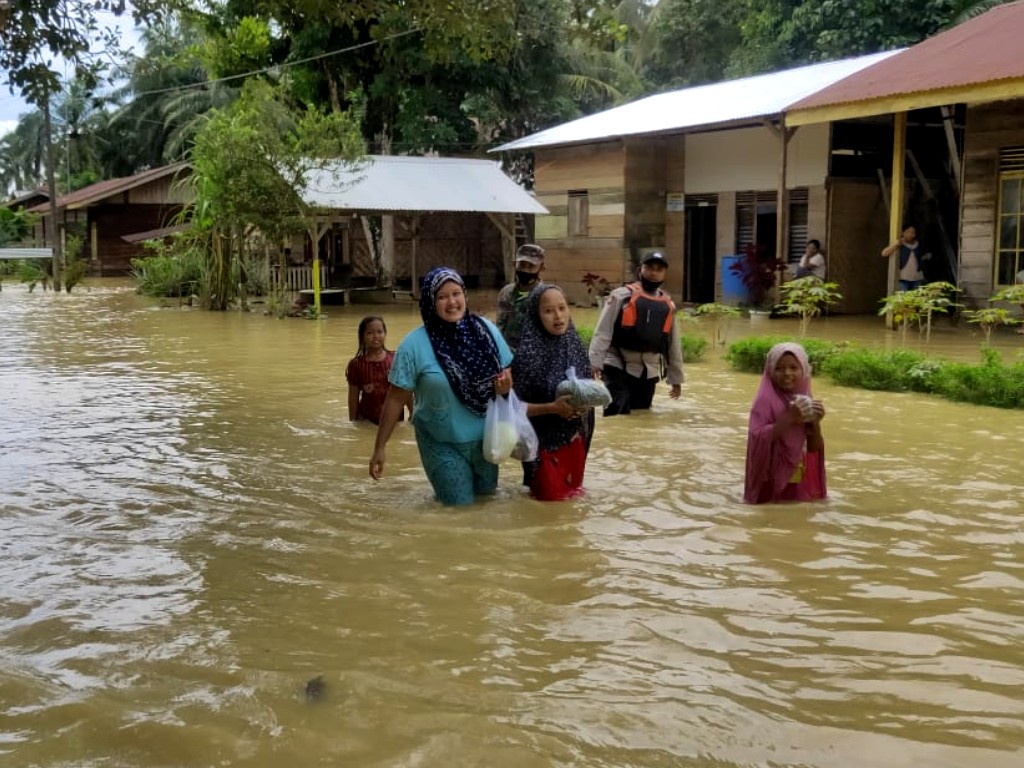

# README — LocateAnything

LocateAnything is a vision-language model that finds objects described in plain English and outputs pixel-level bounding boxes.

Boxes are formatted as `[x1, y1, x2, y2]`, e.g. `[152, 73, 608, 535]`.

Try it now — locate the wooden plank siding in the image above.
[826, 179, 890, 313]
[532, 138, 688, 305]
[959, 101, 1024, 305]
[533, 143, 627, 304]
[90, 204, 184, 275]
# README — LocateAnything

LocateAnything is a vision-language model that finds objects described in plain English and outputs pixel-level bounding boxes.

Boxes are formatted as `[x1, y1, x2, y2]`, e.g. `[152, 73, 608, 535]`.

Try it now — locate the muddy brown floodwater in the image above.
[1, 280, 1022, 767]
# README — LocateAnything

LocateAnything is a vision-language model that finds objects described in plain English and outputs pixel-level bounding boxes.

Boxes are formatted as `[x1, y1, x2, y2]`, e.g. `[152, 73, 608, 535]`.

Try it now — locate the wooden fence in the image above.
[269, 264, 327, 292]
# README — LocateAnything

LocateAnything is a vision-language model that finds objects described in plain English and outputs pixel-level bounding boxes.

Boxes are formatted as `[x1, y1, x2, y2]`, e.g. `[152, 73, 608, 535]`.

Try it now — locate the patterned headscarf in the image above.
[512, 284, 594, 451]
[419, 266, 502, 417]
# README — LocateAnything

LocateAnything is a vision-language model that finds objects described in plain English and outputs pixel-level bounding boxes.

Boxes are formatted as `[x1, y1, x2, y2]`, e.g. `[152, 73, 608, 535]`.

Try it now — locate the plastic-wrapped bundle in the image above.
[555, 366, 612, 408]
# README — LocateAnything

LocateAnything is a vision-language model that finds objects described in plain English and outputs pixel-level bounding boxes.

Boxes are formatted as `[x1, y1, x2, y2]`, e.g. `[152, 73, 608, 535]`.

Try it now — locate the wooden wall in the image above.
[715, 191, 737, 301]
[960, 100, 1024, 306]
[91, 204, 183, 275]
[826, 179, 890, 313]
[347, 213, 504, 289]
[624, 136, 686, 300]
[533, 142, 626, 305]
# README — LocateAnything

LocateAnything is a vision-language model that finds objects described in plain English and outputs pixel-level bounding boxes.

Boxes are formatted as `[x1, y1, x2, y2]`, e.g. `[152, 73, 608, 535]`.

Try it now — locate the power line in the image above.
[126, 26, 423, 100]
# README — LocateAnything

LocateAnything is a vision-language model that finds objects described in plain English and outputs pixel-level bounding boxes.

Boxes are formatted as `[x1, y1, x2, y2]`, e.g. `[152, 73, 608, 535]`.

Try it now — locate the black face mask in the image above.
[516, 270, 539, 288]
[639, 277, 662, 293]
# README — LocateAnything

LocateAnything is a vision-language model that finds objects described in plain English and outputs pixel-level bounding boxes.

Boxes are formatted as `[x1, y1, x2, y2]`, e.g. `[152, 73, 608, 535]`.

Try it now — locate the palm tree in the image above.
[107, 18, 216, 168]
[0, 110, 46, 192]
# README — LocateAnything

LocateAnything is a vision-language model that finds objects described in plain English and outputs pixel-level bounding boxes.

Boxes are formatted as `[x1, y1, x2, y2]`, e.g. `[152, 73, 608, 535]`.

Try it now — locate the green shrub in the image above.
[574, 325, 707, 363]
[680, 333, 708, 362]
[724, 336, 789, 373]
[131, 242, 204, 297]
[928, 349, 1024, 409]
[820, 348, 927, 391]
[725, 338, 1024, 409]
[17, 259, 51, 291]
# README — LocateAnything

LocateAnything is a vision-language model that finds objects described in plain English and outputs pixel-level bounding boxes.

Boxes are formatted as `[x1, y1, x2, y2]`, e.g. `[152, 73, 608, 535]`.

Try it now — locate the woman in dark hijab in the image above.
[512, 284, 596, 500]
[370, 267, 514, 506]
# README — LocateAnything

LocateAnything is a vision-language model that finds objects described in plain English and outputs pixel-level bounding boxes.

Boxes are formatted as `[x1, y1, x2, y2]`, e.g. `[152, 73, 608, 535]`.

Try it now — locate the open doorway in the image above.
[684, 197, 717, 304]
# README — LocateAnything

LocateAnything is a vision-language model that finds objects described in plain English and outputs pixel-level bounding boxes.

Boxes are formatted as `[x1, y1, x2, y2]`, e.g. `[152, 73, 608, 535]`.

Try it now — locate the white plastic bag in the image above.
[510, 394, 539, 463]
[483, 391, 537, 464]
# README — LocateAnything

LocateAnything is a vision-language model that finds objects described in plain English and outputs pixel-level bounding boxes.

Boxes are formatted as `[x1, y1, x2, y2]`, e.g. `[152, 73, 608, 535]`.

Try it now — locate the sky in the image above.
[0, 8, 142, 139]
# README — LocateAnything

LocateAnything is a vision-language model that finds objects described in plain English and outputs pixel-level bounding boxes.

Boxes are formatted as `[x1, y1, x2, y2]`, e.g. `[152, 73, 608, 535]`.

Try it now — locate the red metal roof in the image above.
[28, 163, 190, 214]
[789, 1, 1024, 112]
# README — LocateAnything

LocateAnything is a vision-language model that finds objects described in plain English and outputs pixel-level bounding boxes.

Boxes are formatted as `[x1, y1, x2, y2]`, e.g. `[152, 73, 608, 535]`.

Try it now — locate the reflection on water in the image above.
[1, 281, 1022, 767]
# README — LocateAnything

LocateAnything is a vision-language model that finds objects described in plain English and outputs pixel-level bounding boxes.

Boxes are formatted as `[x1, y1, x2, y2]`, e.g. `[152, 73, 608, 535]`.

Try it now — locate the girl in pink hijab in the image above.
[744, 342, 827, 504]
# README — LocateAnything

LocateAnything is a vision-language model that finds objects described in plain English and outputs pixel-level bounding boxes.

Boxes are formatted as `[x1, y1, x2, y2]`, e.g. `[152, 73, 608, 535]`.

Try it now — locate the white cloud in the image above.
[0, 120, 16, 139]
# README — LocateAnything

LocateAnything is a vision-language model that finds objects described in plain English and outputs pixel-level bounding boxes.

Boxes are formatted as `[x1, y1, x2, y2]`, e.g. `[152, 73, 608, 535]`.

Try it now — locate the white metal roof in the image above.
[492, 50, 901, 152]
[301, 155, 547, 214]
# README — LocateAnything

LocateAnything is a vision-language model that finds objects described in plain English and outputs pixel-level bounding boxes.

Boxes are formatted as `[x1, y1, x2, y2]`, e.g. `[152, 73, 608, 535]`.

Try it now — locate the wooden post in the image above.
[410, 215, 420, 299]
[42, 98, 63, 291]
[889, 112, 907, 297]
[310, 219, 331, 316]
[485, 212, 516, 285]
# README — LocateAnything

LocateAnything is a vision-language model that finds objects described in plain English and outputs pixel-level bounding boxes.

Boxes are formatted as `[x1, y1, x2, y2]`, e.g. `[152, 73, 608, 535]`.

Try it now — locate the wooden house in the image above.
[496, 4, 1024, 313]
[493, 52, 899, 310]
[27, 163, 191, 276]
[786, 2, 1024, 308]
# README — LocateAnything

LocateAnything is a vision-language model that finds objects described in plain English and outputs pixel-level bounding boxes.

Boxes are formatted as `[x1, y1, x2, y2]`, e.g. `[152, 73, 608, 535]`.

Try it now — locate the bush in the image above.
[131, 241, 204, 297]
[819, 348, 927, 391]
[575, 325, 707, 363]
[928, 349, 1024, 409]
[725, 336, 1024, 409]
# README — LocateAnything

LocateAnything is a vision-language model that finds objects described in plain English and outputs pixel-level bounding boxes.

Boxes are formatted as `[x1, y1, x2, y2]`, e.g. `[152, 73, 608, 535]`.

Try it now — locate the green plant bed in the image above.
[724, 336, 839, 374]
[576, 326, 708, 363]
[725, 336, 1024, 409]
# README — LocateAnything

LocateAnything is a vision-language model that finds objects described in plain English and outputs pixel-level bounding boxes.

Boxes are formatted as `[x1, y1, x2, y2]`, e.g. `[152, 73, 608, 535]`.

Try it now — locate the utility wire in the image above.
[126, 26, 423, 100]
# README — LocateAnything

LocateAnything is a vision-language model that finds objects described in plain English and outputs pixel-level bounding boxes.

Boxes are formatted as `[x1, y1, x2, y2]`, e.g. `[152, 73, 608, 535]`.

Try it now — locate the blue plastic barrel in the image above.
[721, 255, 746, 304]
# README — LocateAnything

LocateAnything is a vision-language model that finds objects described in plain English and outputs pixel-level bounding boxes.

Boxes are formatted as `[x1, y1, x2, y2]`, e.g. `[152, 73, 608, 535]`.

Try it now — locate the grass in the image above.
[725, 336, 1024, 409]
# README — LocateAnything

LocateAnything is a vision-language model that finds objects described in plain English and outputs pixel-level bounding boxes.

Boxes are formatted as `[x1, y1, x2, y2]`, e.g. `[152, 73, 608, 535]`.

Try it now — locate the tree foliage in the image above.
[4, 0, 1012, 193]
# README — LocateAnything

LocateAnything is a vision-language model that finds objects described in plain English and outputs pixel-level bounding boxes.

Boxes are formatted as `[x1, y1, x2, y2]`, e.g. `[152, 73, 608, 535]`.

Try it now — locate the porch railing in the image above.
[269, 264, 328, 292]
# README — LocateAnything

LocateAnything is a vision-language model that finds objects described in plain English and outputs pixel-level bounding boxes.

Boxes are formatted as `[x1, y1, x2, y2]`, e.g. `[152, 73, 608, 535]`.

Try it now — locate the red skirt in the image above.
[530, 437, 587, 501]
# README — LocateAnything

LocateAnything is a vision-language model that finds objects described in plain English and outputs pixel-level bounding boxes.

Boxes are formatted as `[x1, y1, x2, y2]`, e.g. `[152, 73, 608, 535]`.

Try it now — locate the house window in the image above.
[568, 190, 589, 237]
[996, 148, 1024, 286]
[735, 189, 808, 262]
[788, 189, 809, 263]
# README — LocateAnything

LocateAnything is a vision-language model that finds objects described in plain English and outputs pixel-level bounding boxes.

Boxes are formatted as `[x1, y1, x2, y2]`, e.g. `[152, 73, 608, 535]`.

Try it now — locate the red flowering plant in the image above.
[582, 271, 610, 306]
[729, 243, 785, 308]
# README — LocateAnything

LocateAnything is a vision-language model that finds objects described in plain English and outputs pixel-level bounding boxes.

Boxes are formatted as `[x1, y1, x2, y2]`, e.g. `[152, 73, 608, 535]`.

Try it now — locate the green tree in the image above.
[186, 79, 364, 310]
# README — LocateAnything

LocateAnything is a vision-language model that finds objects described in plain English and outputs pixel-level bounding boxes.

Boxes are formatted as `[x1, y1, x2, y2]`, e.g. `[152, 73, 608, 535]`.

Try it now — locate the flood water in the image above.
[1, 281, 1022, 768]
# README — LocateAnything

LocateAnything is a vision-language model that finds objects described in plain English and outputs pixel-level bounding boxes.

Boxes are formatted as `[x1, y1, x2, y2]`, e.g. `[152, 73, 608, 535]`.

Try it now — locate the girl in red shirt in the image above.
[346, 316, 398, 424]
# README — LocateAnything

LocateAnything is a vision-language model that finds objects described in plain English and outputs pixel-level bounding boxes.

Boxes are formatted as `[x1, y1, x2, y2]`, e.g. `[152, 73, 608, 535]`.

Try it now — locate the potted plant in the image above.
[728, 243, 784, 314]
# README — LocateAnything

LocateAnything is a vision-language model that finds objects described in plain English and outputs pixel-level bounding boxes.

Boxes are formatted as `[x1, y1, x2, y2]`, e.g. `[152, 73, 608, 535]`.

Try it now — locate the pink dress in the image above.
[744, 343, 827, 504]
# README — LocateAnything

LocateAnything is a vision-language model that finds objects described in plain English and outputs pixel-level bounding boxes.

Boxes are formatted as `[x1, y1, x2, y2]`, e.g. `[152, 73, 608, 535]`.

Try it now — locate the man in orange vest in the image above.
[588, 251, 684, 416]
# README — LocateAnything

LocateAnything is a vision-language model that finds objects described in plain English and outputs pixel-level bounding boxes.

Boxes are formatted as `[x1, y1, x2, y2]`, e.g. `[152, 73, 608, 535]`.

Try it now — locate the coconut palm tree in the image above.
[107, 18, 215, 168]
[0, 110, 46, 192]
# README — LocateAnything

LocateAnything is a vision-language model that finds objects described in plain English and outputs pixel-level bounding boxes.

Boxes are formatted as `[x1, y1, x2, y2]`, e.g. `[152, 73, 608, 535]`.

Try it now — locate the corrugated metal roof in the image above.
[492, 50, 899, 152]
[788, 2, 1024, 116]
[28, 163, 190, 213]
[302, 155, 547, 214]
[1, 188, 48, 209]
